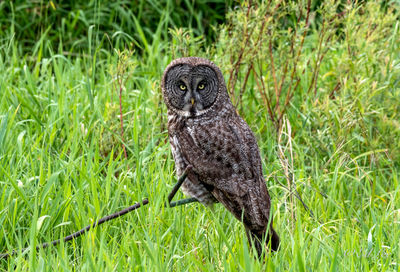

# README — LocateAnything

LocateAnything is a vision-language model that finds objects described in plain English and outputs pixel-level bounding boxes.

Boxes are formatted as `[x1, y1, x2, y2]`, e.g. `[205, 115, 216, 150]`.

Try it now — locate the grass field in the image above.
[0, 1, 399, 271]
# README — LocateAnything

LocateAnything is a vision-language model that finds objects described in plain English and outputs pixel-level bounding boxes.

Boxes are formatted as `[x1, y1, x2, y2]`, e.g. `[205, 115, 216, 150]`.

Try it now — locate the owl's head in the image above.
[161, 57, 228, 117]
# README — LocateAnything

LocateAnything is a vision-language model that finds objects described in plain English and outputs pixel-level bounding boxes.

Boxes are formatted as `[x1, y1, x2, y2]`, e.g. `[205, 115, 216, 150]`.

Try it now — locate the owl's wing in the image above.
[175, 117, 270, 221]
[174, 116, 280, 253]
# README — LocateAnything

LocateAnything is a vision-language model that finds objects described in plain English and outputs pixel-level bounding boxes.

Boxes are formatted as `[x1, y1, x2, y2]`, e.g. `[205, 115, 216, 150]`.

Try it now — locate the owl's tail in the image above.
[246, 226, 280, 257]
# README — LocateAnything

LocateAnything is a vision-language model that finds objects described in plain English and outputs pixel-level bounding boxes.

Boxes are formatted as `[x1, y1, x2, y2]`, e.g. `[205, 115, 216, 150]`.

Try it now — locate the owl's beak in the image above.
[191, 98, 195, 105]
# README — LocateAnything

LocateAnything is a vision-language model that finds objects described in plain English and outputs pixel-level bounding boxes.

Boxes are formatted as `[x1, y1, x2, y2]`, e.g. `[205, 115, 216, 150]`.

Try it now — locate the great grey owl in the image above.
[161, 57, 280, 256]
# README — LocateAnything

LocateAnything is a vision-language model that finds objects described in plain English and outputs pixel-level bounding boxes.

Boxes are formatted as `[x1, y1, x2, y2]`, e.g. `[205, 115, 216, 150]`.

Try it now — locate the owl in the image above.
[161, 57, 280, 256]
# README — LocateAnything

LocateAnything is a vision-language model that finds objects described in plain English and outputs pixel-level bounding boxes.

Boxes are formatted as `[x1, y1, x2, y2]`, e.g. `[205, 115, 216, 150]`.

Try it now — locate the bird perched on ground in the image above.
[161, 57, 279, 257]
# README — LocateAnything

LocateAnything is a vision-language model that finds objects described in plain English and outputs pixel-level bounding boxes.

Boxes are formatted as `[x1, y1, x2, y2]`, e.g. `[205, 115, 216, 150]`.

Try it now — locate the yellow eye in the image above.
[179, 84, 186, 90]
[198, 83, 205, 90]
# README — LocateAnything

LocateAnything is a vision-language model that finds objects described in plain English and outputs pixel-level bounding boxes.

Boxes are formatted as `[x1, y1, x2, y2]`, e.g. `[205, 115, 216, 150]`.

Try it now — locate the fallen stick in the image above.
[0, 166, 197, 260]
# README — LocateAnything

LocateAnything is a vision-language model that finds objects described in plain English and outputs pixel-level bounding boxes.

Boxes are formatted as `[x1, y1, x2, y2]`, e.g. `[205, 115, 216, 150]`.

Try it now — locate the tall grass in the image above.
[1, 0, 399, 271]
[0, 0, 231, 56]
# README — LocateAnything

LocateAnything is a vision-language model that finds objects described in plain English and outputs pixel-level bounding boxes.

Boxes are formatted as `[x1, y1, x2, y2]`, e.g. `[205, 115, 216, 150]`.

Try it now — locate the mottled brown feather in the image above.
[162, 57, 280, 256]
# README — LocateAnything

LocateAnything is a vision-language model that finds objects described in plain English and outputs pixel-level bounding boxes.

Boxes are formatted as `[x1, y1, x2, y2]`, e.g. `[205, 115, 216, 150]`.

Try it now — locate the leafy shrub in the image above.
[214, 0, 400, 164]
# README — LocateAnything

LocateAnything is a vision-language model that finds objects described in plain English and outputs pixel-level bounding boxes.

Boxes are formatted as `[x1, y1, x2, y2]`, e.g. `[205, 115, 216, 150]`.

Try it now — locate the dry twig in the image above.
[0, 167, 197, 260]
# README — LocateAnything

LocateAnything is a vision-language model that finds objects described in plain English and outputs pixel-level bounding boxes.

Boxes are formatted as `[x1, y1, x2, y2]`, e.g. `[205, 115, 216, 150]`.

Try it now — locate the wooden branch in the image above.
[0, 166, 197, 260]
[167, 165, 192, 204]
[0, 199, 149, 260]
[168, 198, 198, 208]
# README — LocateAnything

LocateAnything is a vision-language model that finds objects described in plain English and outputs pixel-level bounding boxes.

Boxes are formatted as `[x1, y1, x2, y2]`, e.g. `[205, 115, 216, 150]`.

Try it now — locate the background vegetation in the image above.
[0, 0, 399, 271]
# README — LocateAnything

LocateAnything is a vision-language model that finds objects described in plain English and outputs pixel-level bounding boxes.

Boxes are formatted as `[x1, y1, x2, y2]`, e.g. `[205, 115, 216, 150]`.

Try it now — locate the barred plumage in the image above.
[161, 57, 280, 256]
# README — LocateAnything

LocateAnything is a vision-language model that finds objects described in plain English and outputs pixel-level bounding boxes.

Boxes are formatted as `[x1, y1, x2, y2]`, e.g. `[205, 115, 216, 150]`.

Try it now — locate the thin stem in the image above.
[237, 63, 253, 108]
[118, 75, 128, 159]
[268, 37, 279, 114]
[228, 4, 254, 102]
[252, 65, 275, 125]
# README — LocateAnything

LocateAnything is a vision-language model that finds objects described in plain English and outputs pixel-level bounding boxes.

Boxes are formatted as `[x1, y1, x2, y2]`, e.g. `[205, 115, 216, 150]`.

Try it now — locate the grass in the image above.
[1, 1, 399, 271]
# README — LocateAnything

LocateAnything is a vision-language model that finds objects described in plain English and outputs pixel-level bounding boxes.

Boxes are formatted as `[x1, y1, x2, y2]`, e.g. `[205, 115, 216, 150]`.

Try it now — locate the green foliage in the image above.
[0, 0, 231, 55]
[0, 0, 399, 271]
